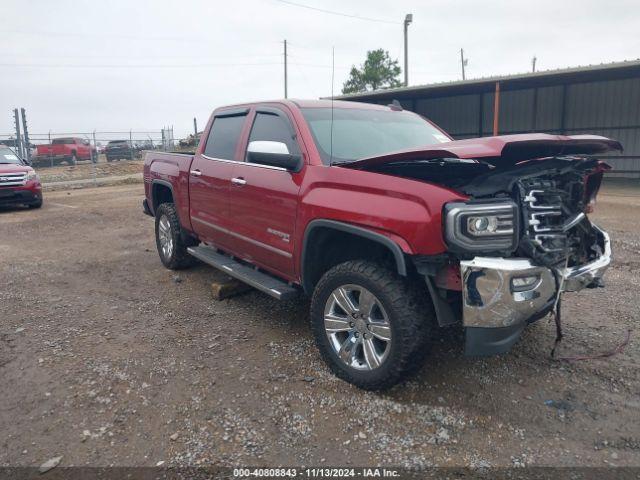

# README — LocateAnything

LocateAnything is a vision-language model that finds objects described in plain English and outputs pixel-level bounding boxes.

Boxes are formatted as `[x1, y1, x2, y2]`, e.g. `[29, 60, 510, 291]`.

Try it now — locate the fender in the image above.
[150, 179, 175, 214]
[301, 219, 407, 293]
[150, 178, 197, 243]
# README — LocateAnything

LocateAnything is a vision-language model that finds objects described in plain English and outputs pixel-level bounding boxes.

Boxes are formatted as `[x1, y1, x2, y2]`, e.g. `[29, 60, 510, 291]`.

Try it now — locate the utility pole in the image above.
[13, 108, 23, 158]
[460, 49, 468, 80]
[403, 14, 413, 87]
[532, 55, 537, 73]
[283, 39, 288, 99]
[193, 117, 198, 147]
[20, 108, 31, 164]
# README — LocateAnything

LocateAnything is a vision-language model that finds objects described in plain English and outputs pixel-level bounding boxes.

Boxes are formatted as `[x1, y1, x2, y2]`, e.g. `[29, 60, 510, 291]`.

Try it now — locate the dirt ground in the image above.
[34, 158, 143, 184]
[1, 182, 639, 469]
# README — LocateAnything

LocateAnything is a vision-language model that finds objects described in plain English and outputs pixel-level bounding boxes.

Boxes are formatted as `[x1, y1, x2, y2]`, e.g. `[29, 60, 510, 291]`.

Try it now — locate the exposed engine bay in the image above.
[364, 156, 609, 269]
[342, 135, 619, 355]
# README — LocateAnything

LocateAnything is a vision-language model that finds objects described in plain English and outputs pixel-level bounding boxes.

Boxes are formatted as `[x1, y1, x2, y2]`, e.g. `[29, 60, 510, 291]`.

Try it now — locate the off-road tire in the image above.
[310, 260, 434, 390]
[154, 203, 196, 270]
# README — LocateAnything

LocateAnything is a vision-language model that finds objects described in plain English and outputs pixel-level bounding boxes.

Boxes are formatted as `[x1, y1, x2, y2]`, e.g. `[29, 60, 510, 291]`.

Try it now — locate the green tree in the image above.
[342, 49, 402, 94]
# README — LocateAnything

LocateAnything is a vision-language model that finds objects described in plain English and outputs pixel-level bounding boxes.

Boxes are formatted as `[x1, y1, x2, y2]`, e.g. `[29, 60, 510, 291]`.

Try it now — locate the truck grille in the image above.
[513, 159, 604, 268]
[0, 172, 27, 187]
[522, 185, 569, 254]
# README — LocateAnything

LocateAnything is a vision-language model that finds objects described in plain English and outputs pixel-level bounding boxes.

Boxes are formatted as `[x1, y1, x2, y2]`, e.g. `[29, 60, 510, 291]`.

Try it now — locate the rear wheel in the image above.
[310, 260, 433, 390]
[154, 203, 196, 269]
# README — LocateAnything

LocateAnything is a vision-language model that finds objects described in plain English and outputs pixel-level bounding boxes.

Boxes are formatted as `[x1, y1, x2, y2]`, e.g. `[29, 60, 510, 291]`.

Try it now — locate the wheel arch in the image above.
[151, 179, 175, 213]
[301, 219, 408, 295]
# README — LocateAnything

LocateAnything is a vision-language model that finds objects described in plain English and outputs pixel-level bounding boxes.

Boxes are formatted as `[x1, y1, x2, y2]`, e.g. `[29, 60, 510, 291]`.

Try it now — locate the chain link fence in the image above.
[0, 128, 174, 169]
[1, 127, 177, 188]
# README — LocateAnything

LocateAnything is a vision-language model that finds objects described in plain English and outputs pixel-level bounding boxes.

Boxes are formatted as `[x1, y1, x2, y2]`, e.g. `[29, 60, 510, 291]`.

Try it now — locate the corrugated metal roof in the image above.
[334, 59, 640, 100]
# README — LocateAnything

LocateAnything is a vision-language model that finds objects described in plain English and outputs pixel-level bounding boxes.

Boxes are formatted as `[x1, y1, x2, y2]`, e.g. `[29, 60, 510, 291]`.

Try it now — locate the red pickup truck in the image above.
[33, 137, 97, 166]
[143, 99, 617, 390]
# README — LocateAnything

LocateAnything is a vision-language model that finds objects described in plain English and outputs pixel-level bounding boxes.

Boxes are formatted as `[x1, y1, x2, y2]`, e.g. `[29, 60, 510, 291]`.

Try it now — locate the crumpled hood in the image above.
[340, 133, 623, 169]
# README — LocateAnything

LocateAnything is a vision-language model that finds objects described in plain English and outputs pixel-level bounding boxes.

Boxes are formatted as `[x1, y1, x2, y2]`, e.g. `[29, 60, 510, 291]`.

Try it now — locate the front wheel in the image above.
[154, 203, 196, 270]
[310, 260, 433, 390]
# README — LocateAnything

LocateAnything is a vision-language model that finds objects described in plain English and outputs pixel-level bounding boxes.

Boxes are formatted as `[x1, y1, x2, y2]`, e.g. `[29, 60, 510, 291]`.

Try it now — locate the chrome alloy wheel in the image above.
[324, 284, 392, 370]
[158, 215, 174, 259]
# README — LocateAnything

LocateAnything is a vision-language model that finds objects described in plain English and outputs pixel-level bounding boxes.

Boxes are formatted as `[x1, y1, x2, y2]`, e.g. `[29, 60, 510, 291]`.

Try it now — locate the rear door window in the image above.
[204, 114, 247, 160]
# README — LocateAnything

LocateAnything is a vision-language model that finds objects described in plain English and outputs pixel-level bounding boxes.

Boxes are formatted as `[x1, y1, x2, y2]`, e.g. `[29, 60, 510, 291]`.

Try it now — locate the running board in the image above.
[187, 246, 298, 301]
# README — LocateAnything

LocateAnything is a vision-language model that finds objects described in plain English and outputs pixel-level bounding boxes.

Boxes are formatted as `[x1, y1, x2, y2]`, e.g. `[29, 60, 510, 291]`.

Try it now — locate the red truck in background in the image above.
[33, 137, 97, 166]
[0, 146, 42, 208]
[143, 99, 617, 390]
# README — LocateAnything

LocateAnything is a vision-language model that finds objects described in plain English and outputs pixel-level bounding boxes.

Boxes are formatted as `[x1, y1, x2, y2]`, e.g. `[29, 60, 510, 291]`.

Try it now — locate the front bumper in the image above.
[0, 186, 42, 206]
[461, 225, 611, 356]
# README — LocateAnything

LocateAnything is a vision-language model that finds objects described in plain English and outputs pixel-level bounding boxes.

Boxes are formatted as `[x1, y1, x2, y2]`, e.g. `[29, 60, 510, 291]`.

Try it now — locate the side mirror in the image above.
[247, 141, 302, 172]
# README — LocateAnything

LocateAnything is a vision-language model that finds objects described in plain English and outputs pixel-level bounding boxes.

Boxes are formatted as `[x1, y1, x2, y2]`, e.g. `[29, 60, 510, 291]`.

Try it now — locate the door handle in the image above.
[231, 177, 247, 186]
[190, 169, 202, 177]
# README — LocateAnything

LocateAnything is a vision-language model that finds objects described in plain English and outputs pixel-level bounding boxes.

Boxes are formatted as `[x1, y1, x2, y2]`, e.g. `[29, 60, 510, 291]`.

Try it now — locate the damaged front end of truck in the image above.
[345, 134, 621, 355]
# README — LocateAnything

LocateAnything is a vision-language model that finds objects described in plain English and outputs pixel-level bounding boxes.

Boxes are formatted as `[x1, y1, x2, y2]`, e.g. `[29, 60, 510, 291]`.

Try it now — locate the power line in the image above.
[287, 52, 350, 69]
[0, 53, 284, 60]
[0, 58, 351, 70]
[0, 62, 283, 69]
[0, 28, 207, 43]
[273, 0, 400, 24]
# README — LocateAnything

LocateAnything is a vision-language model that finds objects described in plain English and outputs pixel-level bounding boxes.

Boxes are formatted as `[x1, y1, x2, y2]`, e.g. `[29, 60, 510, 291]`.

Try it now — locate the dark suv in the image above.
[105, 140, 134, 162]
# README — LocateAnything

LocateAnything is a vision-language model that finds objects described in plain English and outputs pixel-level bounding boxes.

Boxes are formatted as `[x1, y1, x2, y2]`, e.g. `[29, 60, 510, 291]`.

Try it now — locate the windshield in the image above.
[301, 107, 450, 164]
[0, 147, 23, 165]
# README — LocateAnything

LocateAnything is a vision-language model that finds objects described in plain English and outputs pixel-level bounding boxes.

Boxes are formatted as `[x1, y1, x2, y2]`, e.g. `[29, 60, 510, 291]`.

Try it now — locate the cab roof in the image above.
[216, 99, 396, 111]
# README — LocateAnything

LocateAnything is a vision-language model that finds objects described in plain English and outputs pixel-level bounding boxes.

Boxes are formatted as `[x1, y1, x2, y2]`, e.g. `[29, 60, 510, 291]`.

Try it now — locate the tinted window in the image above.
[248, 112, 299, 156]
[300, 108, 450, 164]
[52, 138, 75, 144]
[204, 114, 246, 160]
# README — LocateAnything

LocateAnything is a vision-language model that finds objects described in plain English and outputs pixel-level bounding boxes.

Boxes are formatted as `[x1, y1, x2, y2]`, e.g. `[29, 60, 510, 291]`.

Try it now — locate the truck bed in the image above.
[143, 150, 195, 229]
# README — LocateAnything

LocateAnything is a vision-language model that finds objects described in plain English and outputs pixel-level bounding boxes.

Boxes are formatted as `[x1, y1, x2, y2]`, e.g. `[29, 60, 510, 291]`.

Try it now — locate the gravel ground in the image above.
[1, 183, 638, 469]
[34, 158, 143, 184]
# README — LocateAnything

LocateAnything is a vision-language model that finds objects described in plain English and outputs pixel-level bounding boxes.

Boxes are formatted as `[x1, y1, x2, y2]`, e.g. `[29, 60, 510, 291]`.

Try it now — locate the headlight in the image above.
[444, 201, 518, 252]
[26, 170, 39, 181]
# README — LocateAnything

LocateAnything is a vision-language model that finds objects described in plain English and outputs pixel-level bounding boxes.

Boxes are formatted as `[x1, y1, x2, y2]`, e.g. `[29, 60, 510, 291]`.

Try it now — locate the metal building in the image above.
[336, 60, 640, 177]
